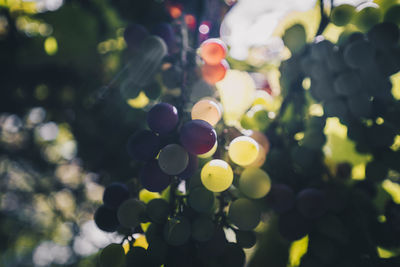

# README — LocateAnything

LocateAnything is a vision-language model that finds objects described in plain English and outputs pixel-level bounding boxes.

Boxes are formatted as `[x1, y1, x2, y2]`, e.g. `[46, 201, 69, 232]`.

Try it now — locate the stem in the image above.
[169, 176, 179, 215]
[315, 0, 330, 37]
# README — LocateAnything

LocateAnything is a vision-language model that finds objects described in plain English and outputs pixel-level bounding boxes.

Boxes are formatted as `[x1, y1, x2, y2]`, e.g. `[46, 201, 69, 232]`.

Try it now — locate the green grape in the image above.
[347, 93, 372, 118]
[117, 199, 146, 228]
[330, 4, 356, 26]
[145, 223, 163, 245]
[344, 39, 375, 68]
[367, 22, 400, 50]
[228, 198, 261, 230]
[252, 106, 270, 131]
[188, 186, 215, 212]
[147, 239, 168, 265]
[146, 198, 170, 224]
[201, 159, 234, 192]
[191, 216, 215, 242]
[239, 168, 271, 199]
[353, 4, 382, 32]
[158, 144, 189, 175]
[99, 243, 125, 267]
[240, 113, 257, 130]
[126, 247, 150, 266]
[333, 72, 362, 96]
[384, 4, 400, 25]
[145, 81, 162, 100]
[228, 136, 259, 166]
[163, 216, 191, 246]
[235, 230, 257, 248]
[323, 98, 348, 118]
[282, 24, 307, 54]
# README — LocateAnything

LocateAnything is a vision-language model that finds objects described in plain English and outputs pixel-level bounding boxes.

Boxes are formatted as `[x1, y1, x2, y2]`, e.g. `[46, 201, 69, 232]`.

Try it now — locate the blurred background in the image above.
[1, 0, 400, 266]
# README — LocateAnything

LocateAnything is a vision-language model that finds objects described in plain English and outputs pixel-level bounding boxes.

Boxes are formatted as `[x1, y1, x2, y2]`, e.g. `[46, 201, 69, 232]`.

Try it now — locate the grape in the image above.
[245, 146, 267, 168]
[191, 99, 222, 126]
[384, 4, 400, 25]
[147, 103, 179, 135]
[309, 80, 337, 102]
[124, 23, 149, 50]
[151, 22, 175, 52]
[239, 168, 271, 199]
[127, 130, 161, 161]
[197, 227, 228, 257]
[162, 66, 181, 89]
[200, 38, 227, 65]
[247, 130, 270, 154]
[140, 160, 171, 192]
[201, 159, 234, 193]
[158, 144, 189, 175]
[126, 247, 150, 266]
[278, 209, 310, 241]
[145, 81, 162, 100]
[228, 198, 261, 230]
[235, 230, 256, 248]
[180, 120, 217, 155]
[343, 39, 375, 68]
[99, 243, 125, 267]
[219, 242, 246, 267]
[310, 39, 334, 61]
[326, 46, 347, 72]
[266, 184, 295, 213]
[334, 72, 362, 96]
[330, 4, 355, 26]
[163, 216, 191, 246]
[198, 140, 217, 159]
[296, 188, 327, 219]
[188, 186, 215, 212]
[191, 216, 215, 242]
[201, 60, 229, 85]
[146, 198, 170, 224]
[147, 239, 168, 265]
[347, 93, 372, 118]
[367, 22, 399, 50]
[177, 153, 198, 180]
[94, 205, 119, 232]
[353, 4, 382, 32]
[117, 199, 146, 228]
[145, 223, 163, 245]
[103, 183, 130, 209]
[228, 136, 259, 166]
[282, 24, 307, 54]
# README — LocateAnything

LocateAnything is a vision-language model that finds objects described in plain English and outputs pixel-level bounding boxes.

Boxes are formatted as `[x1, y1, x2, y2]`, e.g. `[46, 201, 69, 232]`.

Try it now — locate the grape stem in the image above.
[315, 0, 331, 37]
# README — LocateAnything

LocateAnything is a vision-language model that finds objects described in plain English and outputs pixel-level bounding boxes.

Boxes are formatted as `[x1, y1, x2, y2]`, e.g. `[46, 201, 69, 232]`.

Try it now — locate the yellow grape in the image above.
[228, 136, 259, 166]
[191, 99, 222, 126]
[239, 168, 271, 199]
[201, 159, 233, 192]
[245, 146, 266, 167]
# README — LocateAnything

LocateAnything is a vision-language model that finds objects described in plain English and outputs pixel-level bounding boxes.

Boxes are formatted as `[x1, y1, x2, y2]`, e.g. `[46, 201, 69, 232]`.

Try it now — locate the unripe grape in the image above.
[201, 159, 233, 192]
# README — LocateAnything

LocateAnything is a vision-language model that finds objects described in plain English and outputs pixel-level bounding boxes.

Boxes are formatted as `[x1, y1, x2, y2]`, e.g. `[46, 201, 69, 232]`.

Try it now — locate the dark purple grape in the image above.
[296, 188, 327, 219]
[124, 23, 149, 50]
[266, 184, 295, 213]
[94, 205, 119, 232]
[180, 120, 217, 155]
[140, 160, 171, 192]
[103, 183, 130, 209]
[278, 209, 311, 241]
[147, 103, 179, 135]
[177, 153, 198, 180]
[127, 130, 162, 161]
[151, 22, 175, 52]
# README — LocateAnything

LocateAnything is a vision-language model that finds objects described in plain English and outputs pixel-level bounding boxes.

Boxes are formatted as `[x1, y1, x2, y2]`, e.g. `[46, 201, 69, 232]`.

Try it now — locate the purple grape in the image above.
[151, 22, 175, 52]
[94, 205, 119, 232]
[124, 23, 149, 50]
[103, 183, 130, 209]
[177, 153, 198, 180]
[266, 184, 295, 213]
[296, 188, 327, 219]
[147, 103, 179, 135]
[127, 130, 162, 161]
[278, 209, 310, 241]
[140, 160, 171, 192]
[180, 120, 217, 155]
